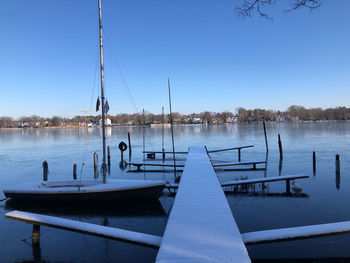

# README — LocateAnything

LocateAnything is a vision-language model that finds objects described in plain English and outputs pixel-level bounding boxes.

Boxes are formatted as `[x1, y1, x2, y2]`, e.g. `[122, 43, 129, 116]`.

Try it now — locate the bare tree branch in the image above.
[285, 0, 322, 12]
[235, 0, 322, 18]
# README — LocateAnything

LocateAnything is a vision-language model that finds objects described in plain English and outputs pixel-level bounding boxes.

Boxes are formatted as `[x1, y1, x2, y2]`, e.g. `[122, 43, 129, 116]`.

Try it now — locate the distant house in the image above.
[99, 118, 112, 126]
[276, 115, 286, 122]
[226, 117, 238, 123]
[183, 118, 191, 124]
[192, 117, 202, 124]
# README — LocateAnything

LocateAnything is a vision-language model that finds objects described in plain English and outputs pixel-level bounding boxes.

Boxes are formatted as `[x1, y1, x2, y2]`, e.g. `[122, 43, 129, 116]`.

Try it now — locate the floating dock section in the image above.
[156, 146, 251, 262]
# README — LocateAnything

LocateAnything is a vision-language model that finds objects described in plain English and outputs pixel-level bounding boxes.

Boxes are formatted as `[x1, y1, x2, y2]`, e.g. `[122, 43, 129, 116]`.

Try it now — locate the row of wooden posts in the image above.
[263, 121, 341, 177]
[41, 127, 342, 180]
[42, 132, 133, 181]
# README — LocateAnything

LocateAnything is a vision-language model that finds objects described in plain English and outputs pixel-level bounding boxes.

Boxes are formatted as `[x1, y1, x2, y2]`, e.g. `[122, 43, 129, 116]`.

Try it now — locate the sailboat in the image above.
[3, 0, 165, 202]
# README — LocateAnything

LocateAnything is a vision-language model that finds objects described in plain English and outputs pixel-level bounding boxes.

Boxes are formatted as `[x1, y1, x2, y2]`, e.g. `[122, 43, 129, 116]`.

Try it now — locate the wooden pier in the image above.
[126, 162, 185, 171]
[6, 145, 350, 262]
[155, 146, 251, 262]
[143, 145, 254, 161]
[126, 160, 265, 172]
[165, 174, 308, 192]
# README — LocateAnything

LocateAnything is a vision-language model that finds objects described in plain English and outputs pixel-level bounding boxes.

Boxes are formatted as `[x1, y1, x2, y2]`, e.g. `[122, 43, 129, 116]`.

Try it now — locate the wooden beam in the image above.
[213, 161, 266, 167]
[6, 210, 162, 248]
[242, 220, 350, 244]
[221, 174, 308, 187]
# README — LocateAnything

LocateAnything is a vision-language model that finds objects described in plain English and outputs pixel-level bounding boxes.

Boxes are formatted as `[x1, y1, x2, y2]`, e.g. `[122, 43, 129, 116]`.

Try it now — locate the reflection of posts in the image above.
[107, 146, 111, 167]
[278, 158, 283, 177]
[336, 154, 340, 189]
[278, 134, 283, 160]
[263, 121, 268, 153]
[42, 161, 48, 181]
[73, 163, 77, 180]
[119, 161, 127, 170]
[94, 153, 99, 179]
[128, 132, 132, 162]
[313, 151, 316, 175]
[336, 154, 340, 175]
[263, 151, 268, 178]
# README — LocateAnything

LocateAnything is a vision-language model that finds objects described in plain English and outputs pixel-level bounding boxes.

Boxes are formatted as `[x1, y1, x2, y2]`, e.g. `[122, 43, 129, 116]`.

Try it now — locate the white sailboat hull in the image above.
[4, 179, 165, 202]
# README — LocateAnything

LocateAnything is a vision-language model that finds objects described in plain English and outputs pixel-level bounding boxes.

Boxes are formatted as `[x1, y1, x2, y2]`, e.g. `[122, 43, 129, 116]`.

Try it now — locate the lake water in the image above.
[1, 122, 350, 262]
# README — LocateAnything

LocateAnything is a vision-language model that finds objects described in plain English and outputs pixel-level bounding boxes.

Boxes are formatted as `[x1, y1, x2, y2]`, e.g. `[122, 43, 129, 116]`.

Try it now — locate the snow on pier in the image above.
[6, 210, 162, 248]
[156, 146, 251, 263]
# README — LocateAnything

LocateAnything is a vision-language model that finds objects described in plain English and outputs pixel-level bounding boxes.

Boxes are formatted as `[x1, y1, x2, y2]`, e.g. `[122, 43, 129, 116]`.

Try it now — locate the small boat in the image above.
[3, 179, 165, 202]
[3, 0, 166, 202]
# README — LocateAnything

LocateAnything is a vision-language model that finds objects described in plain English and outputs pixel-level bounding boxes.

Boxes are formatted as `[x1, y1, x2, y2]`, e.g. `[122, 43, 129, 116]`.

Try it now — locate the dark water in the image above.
[1, 122, 350, 262]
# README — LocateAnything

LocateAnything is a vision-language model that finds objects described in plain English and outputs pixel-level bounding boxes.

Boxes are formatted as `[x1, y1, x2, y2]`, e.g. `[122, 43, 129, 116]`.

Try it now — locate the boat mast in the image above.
[98, 0, 107, 183]
[168, 79, 176, 180]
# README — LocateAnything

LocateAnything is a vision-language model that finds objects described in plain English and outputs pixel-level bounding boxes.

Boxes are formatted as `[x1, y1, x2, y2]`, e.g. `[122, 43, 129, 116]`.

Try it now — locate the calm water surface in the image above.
[1, 122, 350, 262]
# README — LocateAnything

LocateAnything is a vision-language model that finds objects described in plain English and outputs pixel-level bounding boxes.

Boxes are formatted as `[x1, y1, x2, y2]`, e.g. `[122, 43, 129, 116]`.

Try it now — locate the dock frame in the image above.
[155, 146, 251, 262]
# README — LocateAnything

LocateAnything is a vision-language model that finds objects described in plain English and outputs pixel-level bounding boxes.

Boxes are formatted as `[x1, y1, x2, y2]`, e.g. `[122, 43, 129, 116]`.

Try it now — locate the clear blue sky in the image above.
[0, 0, 349, 118]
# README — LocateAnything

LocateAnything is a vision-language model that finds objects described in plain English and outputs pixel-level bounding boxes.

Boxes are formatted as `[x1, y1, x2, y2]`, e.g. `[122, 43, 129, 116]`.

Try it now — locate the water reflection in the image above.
[4, 199, 167, 217]
[2, 123, 350, 262]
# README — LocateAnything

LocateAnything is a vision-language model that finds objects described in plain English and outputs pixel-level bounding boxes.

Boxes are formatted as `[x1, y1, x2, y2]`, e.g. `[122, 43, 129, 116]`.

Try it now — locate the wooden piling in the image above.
[286, 179, 290, 194]
[94, 152, 98, 179]
[42, 161, 48, 181]
[162, 106, 165, 160]
[73, 163, 77, 180]
[128, 132, 132, 162]
[278, 134, 283, 160]
[336, 154, 340, 175]
[313, 151, 316, 174]
[32, 224, 40, 244]
[107, 146, 111, 167]
[263, 121, 268, 152]
[278, 158, 283, 177]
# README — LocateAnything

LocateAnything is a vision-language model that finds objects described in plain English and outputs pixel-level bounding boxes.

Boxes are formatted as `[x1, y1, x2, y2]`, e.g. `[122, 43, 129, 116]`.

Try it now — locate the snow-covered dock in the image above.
[155, 146, 251, 262]
[6, 210, 162, 247]
[6, 145, 350, 262]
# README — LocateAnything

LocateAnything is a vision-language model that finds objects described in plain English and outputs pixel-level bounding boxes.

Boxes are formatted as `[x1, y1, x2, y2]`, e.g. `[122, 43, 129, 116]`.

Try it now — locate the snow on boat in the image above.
[3, 179, 165, 202]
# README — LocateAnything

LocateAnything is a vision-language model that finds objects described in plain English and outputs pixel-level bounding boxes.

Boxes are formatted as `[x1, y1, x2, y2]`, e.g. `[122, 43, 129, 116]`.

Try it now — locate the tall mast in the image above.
[98, 0, 107, 183]
[162, 106, 164, 153]
[168, 79, 176, 180]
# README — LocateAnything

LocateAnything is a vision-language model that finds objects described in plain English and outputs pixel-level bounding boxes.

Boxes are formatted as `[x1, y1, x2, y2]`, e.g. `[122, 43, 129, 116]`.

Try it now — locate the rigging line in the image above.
[90, 45, 101, 113]
[103, 30, 139, 113]
[142, 109, 154, 149]
[80, 43, 100, 183]
[103, 32, 137, 111]
[83, 46, 99, 156]
[168, 79, 177, 181]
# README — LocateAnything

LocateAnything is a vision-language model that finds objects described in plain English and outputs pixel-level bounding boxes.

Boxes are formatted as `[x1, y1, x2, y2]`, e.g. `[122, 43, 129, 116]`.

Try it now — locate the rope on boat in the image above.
[0, 197, 8, 202]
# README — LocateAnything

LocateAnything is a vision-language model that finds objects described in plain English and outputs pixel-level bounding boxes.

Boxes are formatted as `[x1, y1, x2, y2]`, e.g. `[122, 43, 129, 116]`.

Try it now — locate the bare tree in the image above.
[236, 0, 322, 18]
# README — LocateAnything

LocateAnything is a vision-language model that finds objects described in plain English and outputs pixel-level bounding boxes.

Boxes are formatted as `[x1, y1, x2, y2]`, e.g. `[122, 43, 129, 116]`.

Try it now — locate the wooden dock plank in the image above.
[242, 220, 350, 244]
[156, 146, 251, 263]
[221, 174, 308, 187]
[143, 145, 254, 155]
[126, 162, 185, 168]
[213, 161, 266, 167]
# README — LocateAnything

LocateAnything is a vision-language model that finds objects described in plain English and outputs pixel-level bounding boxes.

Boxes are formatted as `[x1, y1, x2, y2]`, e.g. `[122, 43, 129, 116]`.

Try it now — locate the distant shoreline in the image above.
[0, 120, 348, 130]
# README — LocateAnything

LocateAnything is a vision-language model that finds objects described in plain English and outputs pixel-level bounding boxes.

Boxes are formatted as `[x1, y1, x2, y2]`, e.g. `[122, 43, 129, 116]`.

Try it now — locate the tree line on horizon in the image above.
[0, 105, 349, 128]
